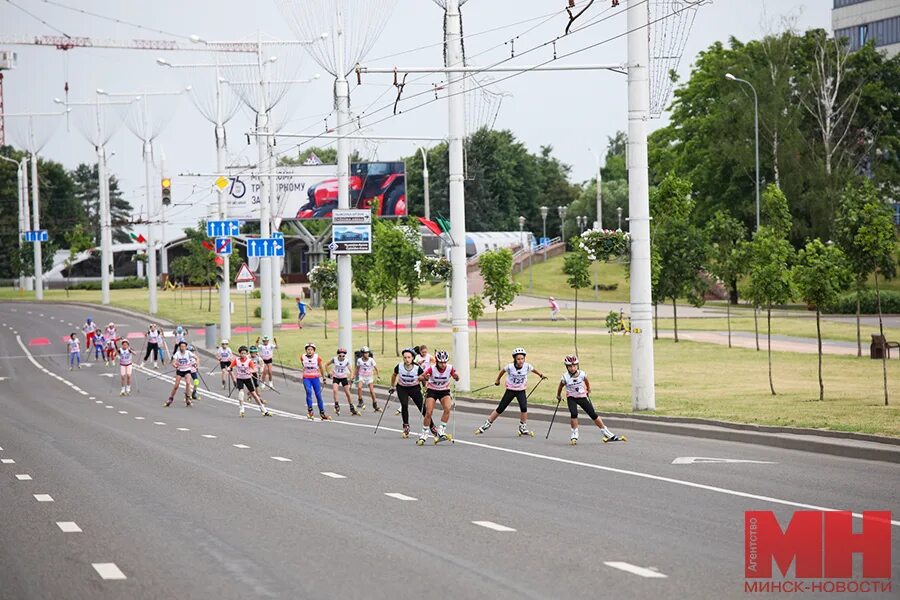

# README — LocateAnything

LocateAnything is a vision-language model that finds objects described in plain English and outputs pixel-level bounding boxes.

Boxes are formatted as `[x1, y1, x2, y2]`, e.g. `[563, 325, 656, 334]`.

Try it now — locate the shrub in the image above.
[324, 293, 367, 310]
[253, 307, 291, 319]
[825, 290, 900, 314]
[69, 276, 146, 290]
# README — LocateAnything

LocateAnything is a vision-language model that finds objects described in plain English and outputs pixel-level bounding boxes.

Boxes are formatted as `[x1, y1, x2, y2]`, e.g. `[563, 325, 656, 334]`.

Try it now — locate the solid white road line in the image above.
[232, 444, 250, 449]
[271, 456, 292, 462]
[15, 474, 32, 480]
[1, 458, 15, 464]
[472, 521, 516, 532]
[33, 494, 54, 502]
[131, 364, 900, 528]
[201, 434, 217, 439]
[56, 521, 82, 533]
[92, 563, 127, 580]
[603, 562, 668, 578]
[384, 492, 417, 501]
[320, 472, 346, 479]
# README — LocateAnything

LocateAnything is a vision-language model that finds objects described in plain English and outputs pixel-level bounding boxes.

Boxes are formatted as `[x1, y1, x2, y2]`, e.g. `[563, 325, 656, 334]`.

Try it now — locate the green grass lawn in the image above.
[512, 254, 630, 302]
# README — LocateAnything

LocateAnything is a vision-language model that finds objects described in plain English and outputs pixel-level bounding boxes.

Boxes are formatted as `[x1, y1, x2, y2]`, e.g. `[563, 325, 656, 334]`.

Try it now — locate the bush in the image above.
[324, 293, 368, 310]
[253, 306, 291, 319]
[825, 290, 900, 314]
[249, 290, 290, 300]
[68, 276, 146, 290]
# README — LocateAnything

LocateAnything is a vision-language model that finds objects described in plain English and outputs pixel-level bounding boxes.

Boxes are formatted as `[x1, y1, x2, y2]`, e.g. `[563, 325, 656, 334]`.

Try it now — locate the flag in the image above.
[418, 216, 442, 236]
[129, 232, 137, 241]
[201, 240, 214, 252]
[435, 216, 452, 234]
[303, 152, 324, 166]
[136, 234, 146, 244]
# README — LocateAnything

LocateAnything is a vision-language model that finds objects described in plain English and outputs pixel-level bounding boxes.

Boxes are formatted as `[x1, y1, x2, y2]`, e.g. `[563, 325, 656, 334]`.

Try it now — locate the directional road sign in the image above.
[236, 281, 254, 291]
[206, 219, 241, 238]
[246, 237, 285, 258]
[235, 262, 255, 283]
[23, 230, 49, 243]
[215, 237, 232, 256]
[272, 231, 284, 239]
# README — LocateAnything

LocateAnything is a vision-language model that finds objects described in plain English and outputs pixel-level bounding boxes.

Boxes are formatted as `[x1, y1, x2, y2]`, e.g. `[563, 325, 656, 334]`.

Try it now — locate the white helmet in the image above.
[563, 354, 579, 366]
[435, 350, 449, 362]
[305, 342, 317, 350]
[511, 347, 527, 357]
[221, 339, 229, 345]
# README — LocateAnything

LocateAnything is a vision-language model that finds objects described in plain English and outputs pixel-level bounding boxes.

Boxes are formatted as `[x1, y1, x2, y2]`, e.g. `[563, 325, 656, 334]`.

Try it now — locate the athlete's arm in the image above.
[583, 375, 591, 396]
[556, 381, 565, 400]
[494, 369, 504, 386]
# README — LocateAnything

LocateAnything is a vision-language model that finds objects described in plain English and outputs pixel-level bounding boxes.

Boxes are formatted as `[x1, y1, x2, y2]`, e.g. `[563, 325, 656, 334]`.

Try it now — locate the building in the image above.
[833, 0, 900, 56]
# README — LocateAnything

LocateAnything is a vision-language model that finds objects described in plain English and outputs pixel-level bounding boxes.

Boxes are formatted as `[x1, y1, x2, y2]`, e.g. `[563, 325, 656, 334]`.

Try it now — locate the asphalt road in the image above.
[1, 302, 898, 599]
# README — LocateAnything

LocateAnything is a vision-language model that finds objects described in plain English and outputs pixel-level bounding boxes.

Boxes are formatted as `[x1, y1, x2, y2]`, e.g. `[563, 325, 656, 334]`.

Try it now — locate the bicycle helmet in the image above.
[402, 347, 416, 357]
[261, 336, 270, 342]
[305, 342, 316, 350]
[176, 326, 184, 334]
[337, 347, 347, 355]
[435, 350, 449, 362]
[563, 354, 579, 365]
[221, 339, 229, 345]
[511, 347, 527, 357]
[249, 345, 258, 353]
[86, 317, 92, 323]
[360, 345, 371, 353]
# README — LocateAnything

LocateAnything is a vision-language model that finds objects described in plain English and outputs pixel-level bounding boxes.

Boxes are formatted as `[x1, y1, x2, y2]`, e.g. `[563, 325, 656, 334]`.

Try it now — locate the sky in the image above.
[1, 0, 831, 235]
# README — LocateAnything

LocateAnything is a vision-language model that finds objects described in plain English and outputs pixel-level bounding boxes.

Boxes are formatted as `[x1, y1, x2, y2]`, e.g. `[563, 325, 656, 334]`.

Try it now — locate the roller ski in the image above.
[263, 409, 273, 417]
[349, 405, 360, 416]
[474, 420, 492, 435]
[433, 432, 452, 445]
[517, 422, 535, 437]
[356, 402, 366, 413]
[307, 408, 315, 420]
[320, 412, 332, 421]
[240, 408, 245, 418]
[372, 402, 381, 413]
[416, 434, 426, 446]
[334, 402, 341, 416]
[164, 396, 173, 407]
[184, 395, 193, 407]
[402, 424, 410, 438]
[603, 433, 627, 443]
[570, 430, 579, 445]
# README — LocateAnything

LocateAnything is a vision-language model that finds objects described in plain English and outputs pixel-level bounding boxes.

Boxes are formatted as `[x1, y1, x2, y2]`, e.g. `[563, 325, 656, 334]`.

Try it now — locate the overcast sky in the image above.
[2, 0, 830, 233]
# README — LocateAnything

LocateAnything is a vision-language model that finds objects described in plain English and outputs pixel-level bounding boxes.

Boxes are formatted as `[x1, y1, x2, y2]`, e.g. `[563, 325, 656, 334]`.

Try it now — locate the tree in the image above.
[308, 260, 337, 339]
[834, 181, 897, 357]
[562, 249, 591, 355]
[605, 310, 623, 380]
[63, 224, 94, 295]
[280, 146, 361, 167]
[649, 173, 707, 342]
[468, 294, 485, 369]
[170, 223, 220, 312]
[705, 211, 748, 348]
[398, 222, 426, 348]
[372, 220, 404, 354]
[352, 252, 377, 348]
[744, 229, 794, 396]
[478, 248, 521, 369]
[71, 163, 133, 244]
[794, 239, 852, 401]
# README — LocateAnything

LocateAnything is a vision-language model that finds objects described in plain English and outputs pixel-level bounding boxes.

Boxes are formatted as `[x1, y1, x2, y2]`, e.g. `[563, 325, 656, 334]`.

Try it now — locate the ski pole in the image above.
[373, 389, 395, 434]
[546, 395, 564, 439]
[468, 383, 495, 395]
[258, 380, 282, 395]
[274, 348, 289, 387]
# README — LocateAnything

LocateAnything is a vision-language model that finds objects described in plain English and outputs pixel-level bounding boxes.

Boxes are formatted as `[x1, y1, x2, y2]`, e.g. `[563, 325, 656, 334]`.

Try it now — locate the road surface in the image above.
[0, 302, 897, 599]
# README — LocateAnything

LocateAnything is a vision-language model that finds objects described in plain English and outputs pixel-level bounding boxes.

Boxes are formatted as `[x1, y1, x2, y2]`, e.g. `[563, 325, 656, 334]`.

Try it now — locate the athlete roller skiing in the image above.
[255, 335, 278, 388]
[476, 347, 546, 437]
[216, 339, 234, 389]
[326, 347, 358, 416]
[390, 348, 438, 439]
[166, 341, 195, 407]
[142, 323, 164, 368]
[556, 355, 625, 444]
[81, 317, 97, 359]
[354, 346, 380, 412]
[229, 345, 272, 418]
[67, 333, 81, 370]
[301, 343, 331, 420]
[187, 344, 202, 401]
[417, 350, 459, 445]
[117, 340, 134, 396]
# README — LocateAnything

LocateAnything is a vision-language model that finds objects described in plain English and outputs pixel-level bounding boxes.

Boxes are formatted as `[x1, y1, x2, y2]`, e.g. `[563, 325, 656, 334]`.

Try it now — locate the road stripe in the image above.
[0, 446, 3, 450]
[320, 472, 346, 479]
[472, 521, 516, 532]
[131, 363, 900, 528]
[92, 563, 127, 580]
[384, 492, 417, 501]
[201, 434, 217, 439]
[105, 405, 114, 409]
[89, 396, 96, 400]
[134, 417, 145, 420]
[603, 562, 667, 578]
[95, 400, 103, 404]
[153, 422, 166, 425]
[57, 521, 82, 533]
[232, 444, 250, 449]
[176, 427, 190, 431]
[118, 411, 128, 414]
[1, 458, 15, 464]
[33, 494, 54, 502]
[15, 474, 32, 480]
[271, 456, 292, 462]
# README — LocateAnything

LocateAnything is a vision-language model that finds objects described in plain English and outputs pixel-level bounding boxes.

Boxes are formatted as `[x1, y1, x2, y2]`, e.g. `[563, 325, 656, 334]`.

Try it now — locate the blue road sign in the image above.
[247, 237, 285, 258]
[215, 237, 232, 256]
[272, 232, 284, 239]
[23, 230, 48, 243]
[206, 219, 240, 238]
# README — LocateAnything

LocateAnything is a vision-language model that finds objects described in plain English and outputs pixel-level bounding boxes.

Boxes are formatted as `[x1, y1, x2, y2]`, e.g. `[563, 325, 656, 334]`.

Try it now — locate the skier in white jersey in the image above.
[166, 341, 195, 407]
[476, 347, 546, 437]
[326, 348, 359, 416]
[417, 350, 459, 445]
[117, 340, 134, 396]
[556, 355, 625, 444]
[229, 345, 272, 418]
[255, 335, 278, 387]
[143, 324, 164, 368]
[354, 346, 380, 412]
[390, 348, 438, 439]
[216, 340, 234, 389]
[81, 318, 97, 359]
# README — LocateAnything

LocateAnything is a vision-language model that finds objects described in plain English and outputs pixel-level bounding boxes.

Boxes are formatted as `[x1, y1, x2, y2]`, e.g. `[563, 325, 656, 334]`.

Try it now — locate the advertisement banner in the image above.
[224, 161, 406, 221]
[331, 209, 372, 254]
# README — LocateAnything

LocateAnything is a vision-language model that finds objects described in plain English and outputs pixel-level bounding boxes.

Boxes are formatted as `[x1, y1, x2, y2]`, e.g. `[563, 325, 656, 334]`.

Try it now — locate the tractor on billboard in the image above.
[295, 161, 406, 219]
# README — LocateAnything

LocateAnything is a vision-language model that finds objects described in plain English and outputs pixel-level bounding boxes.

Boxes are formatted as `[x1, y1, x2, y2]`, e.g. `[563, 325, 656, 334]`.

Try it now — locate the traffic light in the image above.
[161, 177, 172, 206]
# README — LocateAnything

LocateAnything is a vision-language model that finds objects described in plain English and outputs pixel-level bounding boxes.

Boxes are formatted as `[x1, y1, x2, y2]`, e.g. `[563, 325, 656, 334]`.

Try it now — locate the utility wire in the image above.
[39, 0, 195, 41]
[6, 0, 71, 38]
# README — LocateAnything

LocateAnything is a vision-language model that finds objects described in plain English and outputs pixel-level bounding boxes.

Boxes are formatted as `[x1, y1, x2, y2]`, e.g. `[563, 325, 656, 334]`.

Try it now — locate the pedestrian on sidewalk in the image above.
[476, 347, 546, 437]
[67, 333, 81, 370]
[417, 350, 458, 445]
[296, 296, 308, 328]
[326, 348, 358, 416]
[556, 355, 625, 444]
[549, 297, 560, 321]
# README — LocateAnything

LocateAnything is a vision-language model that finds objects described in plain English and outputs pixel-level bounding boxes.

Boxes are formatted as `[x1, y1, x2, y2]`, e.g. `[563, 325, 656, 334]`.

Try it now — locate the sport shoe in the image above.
[240, 409, 245, 418]
[334, 403, 341, 416]
[603, 434, 626, 443]
[350, 406, 360, 416]
[165, 397, 173, 407]
[429, 423, 439, 437]
[402, 423, 410, 438]
[373, 403, 381, 413]
[263, 410, 272, 417]
[320, 412, 332, 421]
[307, 408, 315, 420]
[475, 420, 492, 435]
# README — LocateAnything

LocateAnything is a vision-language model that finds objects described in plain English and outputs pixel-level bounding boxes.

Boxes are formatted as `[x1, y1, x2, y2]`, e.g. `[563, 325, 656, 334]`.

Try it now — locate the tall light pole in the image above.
[540, 205, 548, 260]
[418, 145, 430, 220]
[0, 154, 27, 290]
[617, 206, 623, 230]
[588, 148, 603, 229]
[557, 205, 568, 244]
[98, 87, 187, 316]
[725, 73, 760, 232]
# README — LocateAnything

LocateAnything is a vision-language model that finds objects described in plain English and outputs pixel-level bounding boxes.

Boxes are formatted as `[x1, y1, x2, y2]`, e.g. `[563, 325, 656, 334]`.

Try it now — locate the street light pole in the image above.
[557, 205, 567, 245]
[725, 73, 760, 232]
[418, 146, 430, 221]
[540, 205, 548, 260]
[617, 206, 623, 230]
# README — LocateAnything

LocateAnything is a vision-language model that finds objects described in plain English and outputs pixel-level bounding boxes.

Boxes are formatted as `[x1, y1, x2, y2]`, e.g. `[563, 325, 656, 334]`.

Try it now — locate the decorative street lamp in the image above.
[540, 205, 549, 260]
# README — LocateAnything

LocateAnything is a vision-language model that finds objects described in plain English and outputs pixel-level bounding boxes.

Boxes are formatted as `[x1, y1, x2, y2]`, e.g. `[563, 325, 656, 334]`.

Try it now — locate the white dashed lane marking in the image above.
[57, 521, 82, 533]
[135, 417, 145, 420]
[201, 434, 217, 439]
[384, 493, 417, 501]
[92, 563, 127, 580]
[118, 411, 128, 414]
[271, 456, 292, 462]
[154, 422, 166, 426]
[15, 474, 33, 481]
[472, 521, 516, 532]
[603, 562, 668, 578]
[1, 458, 15, 464]
[176, 427, 190, 432]
[320, 472, 346, 479]
[33, 494, 54, 502]
[232, 444, 250, 449]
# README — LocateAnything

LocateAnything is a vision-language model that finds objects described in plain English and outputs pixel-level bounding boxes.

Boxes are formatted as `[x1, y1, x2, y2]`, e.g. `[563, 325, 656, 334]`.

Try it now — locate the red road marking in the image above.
[29, 338, 51, 346]
[417, 319, 438, 328]
[234, 326, 254, 333]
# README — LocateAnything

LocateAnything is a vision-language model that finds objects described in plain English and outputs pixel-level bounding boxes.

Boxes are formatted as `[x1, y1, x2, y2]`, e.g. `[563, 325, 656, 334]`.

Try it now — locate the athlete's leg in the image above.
[516, 390, 528, 425]
[397, 387, 410, 425]
[312, 378, 325, 413]
[303, 378, 314, 410]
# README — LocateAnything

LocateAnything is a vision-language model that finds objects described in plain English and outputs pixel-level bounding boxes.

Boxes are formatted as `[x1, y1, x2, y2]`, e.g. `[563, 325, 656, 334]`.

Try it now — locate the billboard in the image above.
[331, 209, 372, 254]
[224, 161, 406, 221]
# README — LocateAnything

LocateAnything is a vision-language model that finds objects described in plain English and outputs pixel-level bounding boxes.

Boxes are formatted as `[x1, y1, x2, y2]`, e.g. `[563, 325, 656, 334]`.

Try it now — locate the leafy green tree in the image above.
[308, 260, 337, 339]
[468, 294, 485, 369]
[705, 210, 748, 348]
[563, 249, 592, 355]
[170, 223, 219, 312]
[372, 219, 405, 354]
[352, 252, 377, 348]
[478, 248, 521, 369]
[605, 310, 623, 380]
[71, 163, 133, 244]
[794, 239, 852, 401]
[398, 223, 426, 348]
[63, 224, 95, 295]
